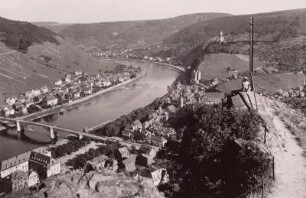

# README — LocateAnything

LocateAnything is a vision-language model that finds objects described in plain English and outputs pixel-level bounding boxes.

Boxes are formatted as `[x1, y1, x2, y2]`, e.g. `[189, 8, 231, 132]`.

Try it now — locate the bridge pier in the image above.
[49, 127, 57, 144]
[17, 129, 24, 140]
[16, 120, 21, 132]
[78, 134, 83, 140]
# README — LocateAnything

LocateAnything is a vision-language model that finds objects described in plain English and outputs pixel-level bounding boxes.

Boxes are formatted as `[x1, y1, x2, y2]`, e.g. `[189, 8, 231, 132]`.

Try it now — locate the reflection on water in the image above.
[42, 113, 59, 123]
[0, 63, 178, 161]
[0, 130, 42, 161]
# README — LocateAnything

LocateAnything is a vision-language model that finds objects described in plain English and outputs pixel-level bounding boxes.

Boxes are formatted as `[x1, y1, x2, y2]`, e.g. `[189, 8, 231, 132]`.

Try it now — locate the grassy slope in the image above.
[59, 13, 229, 49]
[216, 72, 306, 94]
[198, 53, 265, 80]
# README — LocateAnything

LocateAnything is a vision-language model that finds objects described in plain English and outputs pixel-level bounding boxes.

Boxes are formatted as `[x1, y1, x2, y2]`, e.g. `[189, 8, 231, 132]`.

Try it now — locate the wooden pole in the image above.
[249, 17, 254, 85]
[249, 17, 258, 111]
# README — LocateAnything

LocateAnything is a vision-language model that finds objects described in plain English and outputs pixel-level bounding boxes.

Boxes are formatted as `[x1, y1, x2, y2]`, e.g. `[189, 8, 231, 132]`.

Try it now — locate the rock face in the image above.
[27, 169, 164, 198]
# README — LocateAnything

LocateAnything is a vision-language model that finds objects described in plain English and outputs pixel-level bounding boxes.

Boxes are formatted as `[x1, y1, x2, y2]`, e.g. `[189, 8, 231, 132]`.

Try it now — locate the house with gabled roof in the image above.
[137, 145, 158, 166]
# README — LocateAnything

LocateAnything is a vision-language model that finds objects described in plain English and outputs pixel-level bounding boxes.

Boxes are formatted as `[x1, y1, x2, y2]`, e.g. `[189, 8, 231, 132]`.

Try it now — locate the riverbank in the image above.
[19, 70, 146, 121]
[65, 70, 146, 110]
[103, 58, 185, 73]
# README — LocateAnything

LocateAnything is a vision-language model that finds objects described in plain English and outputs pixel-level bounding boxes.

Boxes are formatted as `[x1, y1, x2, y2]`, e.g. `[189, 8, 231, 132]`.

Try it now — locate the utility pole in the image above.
[249, 17, 255, 91]
[249, 17, 258, 111]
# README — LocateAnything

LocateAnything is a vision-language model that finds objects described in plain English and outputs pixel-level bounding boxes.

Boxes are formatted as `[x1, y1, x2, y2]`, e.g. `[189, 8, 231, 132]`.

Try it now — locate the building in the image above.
[2, 106, 15, 117]
[54, 80, 63, 86]
[191, 69, 201, 84]
[2, 171, 28, 192]
[120, 155, 137, 172]
[73, 91, 81, 99]
[210, 78, 219, 86]
[228, 69, 239, 79]
[40, 86, 49, 94]
[33, 95, 45, 103]
[139, 145, 157, 159]
[44, 96, 58, 107]
[151, 135, 167, 147]
[28, 170, 39, 188]
[75, 71, 82, 76]
[29, 151, 60, 179]
[24, 100, 34, 108]
[151, 168, 169, 186]
[83, 87, 93, 95]
[5, 97, 17, 105]
[0, 152, 30, 179]
[165, 105, 177, 114]
[115, 147, 130, 160]
[13, 102, 24, 111]
[137, 145, 157, 166]
[218, 31, 226, 44]
[132, 120, 143, 131]
[122, 130, 133, 140]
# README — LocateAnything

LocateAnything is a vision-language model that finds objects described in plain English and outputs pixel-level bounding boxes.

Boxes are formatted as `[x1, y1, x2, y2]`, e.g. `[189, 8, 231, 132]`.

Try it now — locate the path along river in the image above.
[0, 60, 179, 161]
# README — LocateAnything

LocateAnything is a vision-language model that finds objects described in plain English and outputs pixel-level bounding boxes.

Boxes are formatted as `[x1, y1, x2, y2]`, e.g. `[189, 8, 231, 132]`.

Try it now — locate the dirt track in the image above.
[257, 95, 306, 198]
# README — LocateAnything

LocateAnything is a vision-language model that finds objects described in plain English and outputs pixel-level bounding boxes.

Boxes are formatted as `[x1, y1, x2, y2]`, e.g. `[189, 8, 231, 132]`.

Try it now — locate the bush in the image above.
[50, 138, 90, 158]
[162, 104, 271, 197]
[66, 141, 121, 169]
[284, 97, 306, 115]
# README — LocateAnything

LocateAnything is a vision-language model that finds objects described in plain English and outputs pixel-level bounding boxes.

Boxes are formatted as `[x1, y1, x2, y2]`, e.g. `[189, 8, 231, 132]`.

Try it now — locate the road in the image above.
[0, 117, 159, 150]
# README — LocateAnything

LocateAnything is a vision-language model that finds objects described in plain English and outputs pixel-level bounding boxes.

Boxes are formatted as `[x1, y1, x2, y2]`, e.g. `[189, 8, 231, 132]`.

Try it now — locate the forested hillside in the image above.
[59, 13, 229, 49]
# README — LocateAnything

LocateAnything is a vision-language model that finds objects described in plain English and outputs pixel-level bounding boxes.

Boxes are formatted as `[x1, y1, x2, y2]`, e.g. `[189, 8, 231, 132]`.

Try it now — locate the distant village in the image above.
[86, 46, 178, 66]
[1, 66, 142, 118]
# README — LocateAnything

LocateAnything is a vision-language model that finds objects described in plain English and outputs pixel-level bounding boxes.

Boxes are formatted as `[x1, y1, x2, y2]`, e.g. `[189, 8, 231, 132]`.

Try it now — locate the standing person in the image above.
[241, 77, 251, 92]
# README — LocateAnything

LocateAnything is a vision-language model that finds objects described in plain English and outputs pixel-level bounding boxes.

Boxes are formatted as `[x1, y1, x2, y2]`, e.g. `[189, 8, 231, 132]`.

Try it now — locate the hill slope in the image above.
[0, 17, 59, 52]
[0, 17, 117, 105]
[59, 13, 229, 50]
[162, 8, 306, 71]
[33, 22, 72, 33]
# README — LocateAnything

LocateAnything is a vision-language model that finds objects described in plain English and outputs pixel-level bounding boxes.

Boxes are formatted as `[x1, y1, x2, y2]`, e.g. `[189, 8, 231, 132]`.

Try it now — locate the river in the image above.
[0, 61, 179, 161]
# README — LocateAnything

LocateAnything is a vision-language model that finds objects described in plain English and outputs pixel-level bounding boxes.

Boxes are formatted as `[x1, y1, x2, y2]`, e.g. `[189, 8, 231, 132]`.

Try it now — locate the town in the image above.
[1, 65, 142, 119]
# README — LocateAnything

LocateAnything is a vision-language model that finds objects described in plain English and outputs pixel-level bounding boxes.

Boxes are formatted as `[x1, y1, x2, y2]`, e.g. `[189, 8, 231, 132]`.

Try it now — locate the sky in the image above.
[0, 0, 306, 23]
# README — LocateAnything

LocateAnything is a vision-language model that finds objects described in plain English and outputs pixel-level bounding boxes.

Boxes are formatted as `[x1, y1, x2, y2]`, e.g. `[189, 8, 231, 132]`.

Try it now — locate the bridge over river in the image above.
[0, 117, 158, 150]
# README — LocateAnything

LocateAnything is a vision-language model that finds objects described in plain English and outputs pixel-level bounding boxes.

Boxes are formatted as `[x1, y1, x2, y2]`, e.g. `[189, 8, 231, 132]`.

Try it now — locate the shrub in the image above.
[162, 104, 271, 197]
[50, 138, 90, 158]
